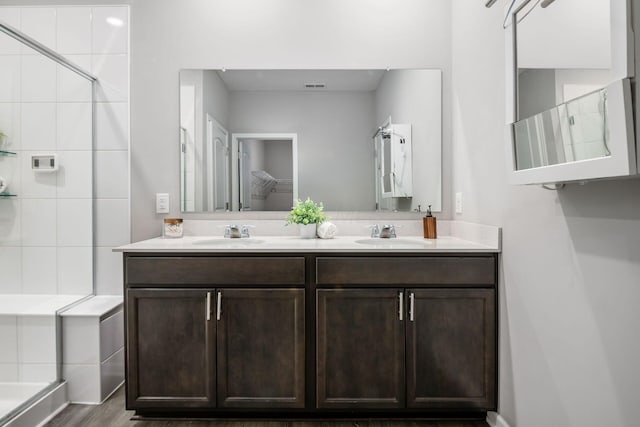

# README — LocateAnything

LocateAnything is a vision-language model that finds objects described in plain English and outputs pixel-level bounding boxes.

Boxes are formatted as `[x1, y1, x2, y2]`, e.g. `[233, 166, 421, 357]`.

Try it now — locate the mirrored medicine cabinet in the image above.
[505, 0, 637, 185]
[179, 69, 442, 213]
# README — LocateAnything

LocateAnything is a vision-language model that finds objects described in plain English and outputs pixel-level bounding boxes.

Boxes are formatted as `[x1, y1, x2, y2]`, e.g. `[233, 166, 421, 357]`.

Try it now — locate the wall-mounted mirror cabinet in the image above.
[179, 69, 442, 213]
[505, 0, 637, 185]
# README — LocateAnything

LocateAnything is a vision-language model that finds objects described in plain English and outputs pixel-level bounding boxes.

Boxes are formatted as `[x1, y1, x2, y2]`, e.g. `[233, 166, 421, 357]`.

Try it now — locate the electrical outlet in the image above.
[156, 193, 170, 214]
[455, 192, 463, 214]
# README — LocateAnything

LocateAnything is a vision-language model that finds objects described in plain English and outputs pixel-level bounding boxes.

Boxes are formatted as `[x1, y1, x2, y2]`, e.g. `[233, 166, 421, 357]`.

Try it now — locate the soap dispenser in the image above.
[423, 205, 437, 239]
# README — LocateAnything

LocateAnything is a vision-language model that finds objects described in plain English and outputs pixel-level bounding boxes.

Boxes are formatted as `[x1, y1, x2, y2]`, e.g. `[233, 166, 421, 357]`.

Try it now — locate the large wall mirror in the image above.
[179, 69, 442, 213]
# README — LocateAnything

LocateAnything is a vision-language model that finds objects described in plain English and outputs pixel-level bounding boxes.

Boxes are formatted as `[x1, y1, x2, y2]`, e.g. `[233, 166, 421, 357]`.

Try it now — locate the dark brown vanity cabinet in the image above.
[124, 253, 497, 415]
[127, 289, 216, 409]
[317, 289, 405, 409]
[125, 256, 307, 411]
[315, 256, 497, 411]
[216, 288, 305, 408]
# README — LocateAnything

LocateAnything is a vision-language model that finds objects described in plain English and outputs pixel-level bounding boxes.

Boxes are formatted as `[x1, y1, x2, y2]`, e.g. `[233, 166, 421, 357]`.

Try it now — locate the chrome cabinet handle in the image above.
[206, 292, 211, 321]
[409, 292, 415, 322]
[398, 291, 404, 321]
[216, 291, 222, 321]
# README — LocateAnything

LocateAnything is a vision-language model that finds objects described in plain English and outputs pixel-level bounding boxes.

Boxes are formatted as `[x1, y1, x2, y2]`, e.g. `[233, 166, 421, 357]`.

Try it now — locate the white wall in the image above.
[230, 90, 376, 210]
[452, 2, 640, 427]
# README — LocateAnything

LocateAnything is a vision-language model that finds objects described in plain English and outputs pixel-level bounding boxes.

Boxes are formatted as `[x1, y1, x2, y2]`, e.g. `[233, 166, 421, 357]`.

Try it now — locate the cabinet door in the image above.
[216, 289, 305, 408]
[317, 289, 405, 409]
[406, 288, 496, 409]
[126, 289, 216, 408]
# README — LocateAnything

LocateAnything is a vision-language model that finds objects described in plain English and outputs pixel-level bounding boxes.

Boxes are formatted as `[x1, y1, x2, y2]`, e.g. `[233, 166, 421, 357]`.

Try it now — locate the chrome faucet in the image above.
[370, 224, 397, 238]
[224, 224, 252, 238]
[379, 224, 397, 238]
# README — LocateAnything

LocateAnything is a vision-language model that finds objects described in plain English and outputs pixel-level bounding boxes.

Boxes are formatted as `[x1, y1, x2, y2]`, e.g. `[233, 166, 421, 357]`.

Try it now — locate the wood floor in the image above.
[44, 387, 489, 427]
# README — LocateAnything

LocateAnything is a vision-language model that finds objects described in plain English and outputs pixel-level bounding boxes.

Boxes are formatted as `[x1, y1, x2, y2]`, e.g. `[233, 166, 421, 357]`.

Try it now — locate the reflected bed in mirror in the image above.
[179, 69, 442, 213]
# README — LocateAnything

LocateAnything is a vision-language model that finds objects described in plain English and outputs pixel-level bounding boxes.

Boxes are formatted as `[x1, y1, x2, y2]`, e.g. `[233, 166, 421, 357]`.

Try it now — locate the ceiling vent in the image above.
[304, 83, 326, 88]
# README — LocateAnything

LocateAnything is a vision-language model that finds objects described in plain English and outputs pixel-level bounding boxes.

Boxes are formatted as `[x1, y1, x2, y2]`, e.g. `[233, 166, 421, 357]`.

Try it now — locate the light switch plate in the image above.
[156, 193, 169, 214]
[455, 192, 463, 214]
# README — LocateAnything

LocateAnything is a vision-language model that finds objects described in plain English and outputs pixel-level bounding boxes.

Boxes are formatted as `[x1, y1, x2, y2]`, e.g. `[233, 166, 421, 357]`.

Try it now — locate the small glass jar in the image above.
[163, 218, 183, 238]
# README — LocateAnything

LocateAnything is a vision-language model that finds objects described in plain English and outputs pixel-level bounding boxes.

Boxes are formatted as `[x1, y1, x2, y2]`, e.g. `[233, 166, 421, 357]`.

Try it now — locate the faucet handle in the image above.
[240, 224, 255, 238]
[367, 224, 380, 238]
[224, 224, 239, 238]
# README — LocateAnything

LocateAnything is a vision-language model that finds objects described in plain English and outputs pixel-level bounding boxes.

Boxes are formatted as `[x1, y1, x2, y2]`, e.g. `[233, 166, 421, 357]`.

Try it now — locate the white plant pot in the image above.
[299, 223, 317, 239]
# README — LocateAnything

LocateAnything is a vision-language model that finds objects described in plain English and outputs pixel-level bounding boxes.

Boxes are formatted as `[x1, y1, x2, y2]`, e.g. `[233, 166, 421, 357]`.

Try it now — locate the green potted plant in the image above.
[286, 198, 328, 238]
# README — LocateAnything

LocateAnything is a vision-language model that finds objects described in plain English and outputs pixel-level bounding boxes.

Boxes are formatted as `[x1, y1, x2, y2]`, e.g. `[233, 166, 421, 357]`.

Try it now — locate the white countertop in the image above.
[114, 235, 499, 253]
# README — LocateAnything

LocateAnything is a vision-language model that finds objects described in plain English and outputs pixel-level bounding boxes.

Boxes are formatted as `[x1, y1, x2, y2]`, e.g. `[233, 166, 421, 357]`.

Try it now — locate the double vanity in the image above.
[116, 224, 500, 418]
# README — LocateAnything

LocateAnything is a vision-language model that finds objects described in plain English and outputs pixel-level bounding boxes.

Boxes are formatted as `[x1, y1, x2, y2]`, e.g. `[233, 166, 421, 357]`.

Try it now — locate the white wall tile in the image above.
[21, 7, 56, 52]
[57, 103, 92, 151]
[57, 246, 93, 295]
[95, 150, 128, 199]
[0, 56, 21, 102]
[95, 102, 128, 150]
[21, 152, 56, 199]
[63, 363, 101, 403]
[57, 151, 92, 198]
[63, 317, 99, 364]
[57, 55, 93, 103]
[21, 55, 57, 102]
[21, 199, 56, 246]
[92, 54, 128, 102]
[95, 199, 129, 247]
[19, 315, 56, 364]
[0, 198, 21, 246]
[0, 8, 22, 54]
[92, 7, 128, 55]
[22, 247, 57, 294]
[57, 198, 92, 247]
[56, 7, 91, 55]
[0, 154, 21, 197]
[19, 363, 56, 383]
[21, 103, 56, 151]
[0, 102, 22, 151]
[0, 247, 22, 293]
[0, 363, 19, 382]
[95, 247, 122, 295]
[0, 316, 18, 364]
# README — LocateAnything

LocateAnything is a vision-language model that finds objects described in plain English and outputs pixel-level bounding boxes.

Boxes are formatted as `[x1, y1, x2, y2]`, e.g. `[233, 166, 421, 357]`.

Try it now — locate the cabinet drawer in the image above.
[316, 256, 495, 286]
[126, 256, 305, 286]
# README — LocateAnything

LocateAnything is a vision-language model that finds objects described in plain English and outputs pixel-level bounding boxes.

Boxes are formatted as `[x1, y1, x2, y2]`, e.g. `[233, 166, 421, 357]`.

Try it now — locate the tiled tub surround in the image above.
[0, 5, 131, 297]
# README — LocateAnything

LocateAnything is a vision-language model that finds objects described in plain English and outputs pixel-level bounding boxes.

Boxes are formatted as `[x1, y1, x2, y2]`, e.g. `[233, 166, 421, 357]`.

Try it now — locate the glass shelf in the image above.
[0, 150, 17, 156]
[0, 193, 17, 198]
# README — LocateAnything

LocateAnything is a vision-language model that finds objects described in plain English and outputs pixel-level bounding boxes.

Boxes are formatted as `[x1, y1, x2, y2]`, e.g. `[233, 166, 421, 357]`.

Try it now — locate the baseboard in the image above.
[5, 382, 68, 427]
[487, 411, 512, 427]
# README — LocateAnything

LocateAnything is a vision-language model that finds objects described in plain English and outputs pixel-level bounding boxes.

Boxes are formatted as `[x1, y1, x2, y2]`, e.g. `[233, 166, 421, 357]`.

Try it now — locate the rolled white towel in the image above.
[316, 221, 337, 239]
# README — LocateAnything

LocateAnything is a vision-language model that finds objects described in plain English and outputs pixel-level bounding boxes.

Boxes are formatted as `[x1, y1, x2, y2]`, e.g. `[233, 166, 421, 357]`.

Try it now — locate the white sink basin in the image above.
[193, 238, 266, 246]
[354, 238, 432, 248]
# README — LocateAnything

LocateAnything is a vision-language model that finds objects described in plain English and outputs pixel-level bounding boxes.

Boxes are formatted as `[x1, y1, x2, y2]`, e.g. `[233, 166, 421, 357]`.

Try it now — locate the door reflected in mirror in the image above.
[179, 69, 442, 213]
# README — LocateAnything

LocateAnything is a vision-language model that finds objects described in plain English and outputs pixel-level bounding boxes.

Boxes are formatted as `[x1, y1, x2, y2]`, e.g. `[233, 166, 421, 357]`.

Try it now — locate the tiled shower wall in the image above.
[0, 5, 130, 296]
